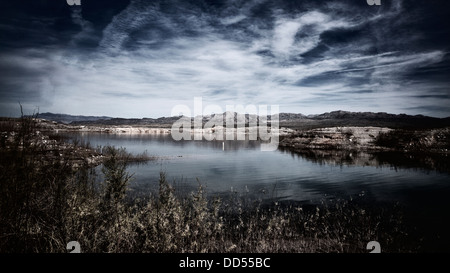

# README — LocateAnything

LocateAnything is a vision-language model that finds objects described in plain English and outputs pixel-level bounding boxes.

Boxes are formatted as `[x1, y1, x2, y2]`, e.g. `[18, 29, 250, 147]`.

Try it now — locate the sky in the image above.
[0, 0, 449, 118]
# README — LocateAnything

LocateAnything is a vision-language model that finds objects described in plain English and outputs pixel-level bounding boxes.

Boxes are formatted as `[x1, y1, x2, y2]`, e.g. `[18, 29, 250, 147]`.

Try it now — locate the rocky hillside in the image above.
[37, 112, 112, 124]
[279, 110, 450, 130]
[279, 126, 450, 154]
[35, 111, 450, 130]
[279, 126, 392, 151]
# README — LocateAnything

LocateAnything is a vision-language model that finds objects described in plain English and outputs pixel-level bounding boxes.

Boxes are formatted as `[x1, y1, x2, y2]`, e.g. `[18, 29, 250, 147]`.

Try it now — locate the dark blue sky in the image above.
[0, 0, 449, 118]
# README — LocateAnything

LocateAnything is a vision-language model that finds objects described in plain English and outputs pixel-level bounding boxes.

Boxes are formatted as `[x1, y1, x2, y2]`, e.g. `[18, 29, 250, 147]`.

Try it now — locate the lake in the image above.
[69, 133, 450, 202]
[67, 132, 450, 250]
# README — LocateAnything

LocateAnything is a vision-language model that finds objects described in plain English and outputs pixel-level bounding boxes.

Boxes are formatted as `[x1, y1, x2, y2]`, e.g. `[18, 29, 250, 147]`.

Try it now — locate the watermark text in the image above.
[171, 97, 279, 151]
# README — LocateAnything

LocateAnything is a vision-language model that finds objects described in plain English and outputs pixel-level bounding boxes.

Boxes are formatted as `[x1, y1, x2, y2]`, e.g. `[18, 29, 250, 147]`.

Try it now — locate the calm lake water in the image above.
[68, 133, 450, 203]
[67, 132, 450, 250]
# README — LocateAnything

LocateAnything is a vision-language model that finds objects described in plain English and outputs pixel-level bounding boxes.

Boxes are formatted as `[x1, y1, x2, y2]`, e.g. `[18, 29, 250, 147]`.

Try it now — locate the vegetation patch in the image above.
[0, 116, 418, 253]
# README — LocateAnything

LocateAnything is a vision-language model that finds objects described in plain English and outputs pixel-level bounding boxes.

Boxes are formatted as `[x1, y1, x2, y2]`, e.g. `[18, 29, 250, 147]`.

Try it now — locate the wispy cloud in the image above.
[0, 0, 449, 117]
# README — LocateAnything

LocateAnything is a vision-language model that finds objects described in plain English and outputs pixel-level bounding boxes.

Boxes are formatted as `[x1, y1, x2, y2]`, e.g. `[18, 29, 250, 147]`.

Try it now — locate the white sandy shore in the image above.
[63, 125, 296, 137]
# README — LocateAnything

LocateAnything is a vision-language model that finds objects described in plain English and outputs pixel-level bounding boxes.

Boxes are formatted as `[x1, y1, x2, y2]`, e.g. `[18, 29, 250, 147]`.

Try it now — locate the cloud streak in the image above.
[0, 0, 449, 118]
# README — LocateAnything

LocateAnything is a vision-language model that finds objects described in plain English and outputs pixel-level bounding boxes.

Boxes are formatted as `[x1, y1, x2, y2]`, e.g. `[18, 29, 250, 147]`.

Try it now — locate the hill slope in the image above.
[34, 111, 450, 129]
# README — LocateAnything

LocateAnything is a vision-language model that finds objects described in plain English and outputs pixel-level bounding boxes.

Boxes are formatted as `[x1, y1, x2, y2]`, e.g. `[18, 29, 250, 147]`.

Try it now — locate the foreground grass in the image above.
[0, 116, 412, 253]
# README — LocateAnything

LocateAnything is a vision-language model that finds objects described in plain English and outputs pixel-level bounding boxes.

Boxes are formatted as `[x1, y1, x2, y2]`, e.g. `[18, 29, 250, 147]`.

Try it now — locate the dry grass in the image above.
[0, 115, 413, 253]
[375, 128, 450, 153]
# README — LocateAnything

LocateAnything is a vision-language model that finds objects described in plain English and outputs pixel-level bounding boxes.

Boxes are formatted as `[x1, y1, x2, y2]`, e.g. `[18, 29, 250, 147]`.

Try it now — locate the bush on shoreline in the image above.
[375, 128, 450, 153]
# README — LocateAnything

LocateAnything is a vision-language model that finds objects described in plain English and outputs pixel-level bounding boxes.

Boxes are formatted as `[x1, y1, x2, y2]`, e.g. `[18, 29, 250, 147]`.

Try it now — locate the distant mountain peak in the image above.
[34, 111, 450, 129]
[33, 112, 113, 124]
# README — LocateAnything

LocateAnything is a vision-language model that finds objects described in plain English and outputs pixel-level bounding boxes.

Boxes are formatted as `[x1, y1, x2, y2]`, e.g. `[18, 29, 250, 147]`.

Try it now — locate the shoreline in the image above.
[279, 126, 450, 155]
[1, 117, 449, 253]
[3, 117, 449, 155]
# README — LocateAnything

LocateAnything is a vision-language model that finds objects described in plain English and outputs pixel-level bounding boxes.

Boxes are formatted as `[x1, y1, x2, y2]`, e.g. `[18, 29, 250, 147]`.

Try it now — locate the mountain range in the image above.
[36, 111, 450, 130]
